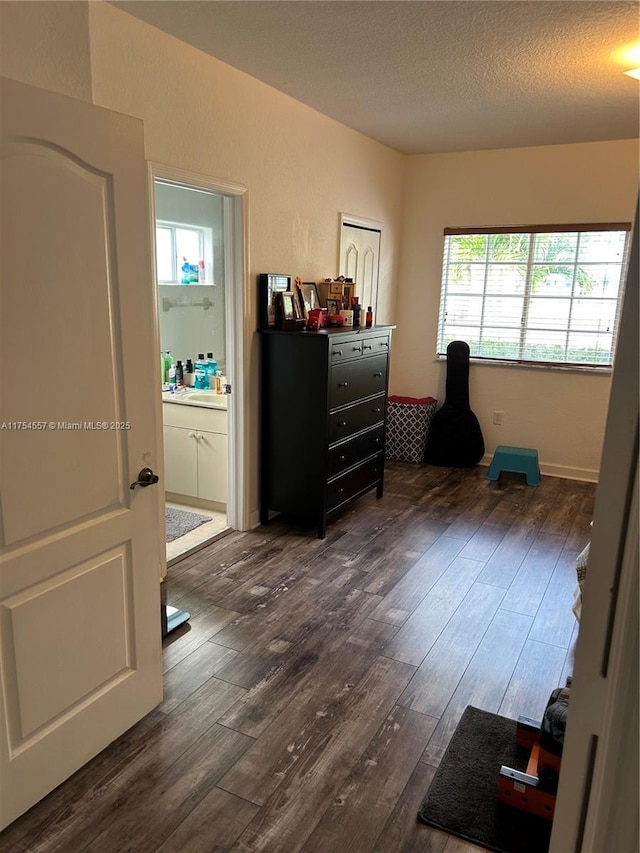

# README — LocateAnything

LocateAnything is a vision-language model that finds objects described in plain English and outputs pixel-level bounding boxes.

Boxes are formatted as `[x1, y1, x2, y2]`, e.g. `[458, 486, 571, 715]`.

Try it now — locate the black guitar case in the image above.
[424, 340, 485, 467]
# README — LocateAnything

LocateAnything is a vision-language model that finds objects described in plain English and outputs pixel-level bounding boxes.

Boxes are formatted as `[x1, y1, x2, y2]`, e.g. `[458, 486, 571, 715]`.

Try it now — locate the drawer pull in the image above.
[372, 407, 382, 413]
[373, 372, 383, 378]
[333, 349, 343, 356]
[363, 344, 372, 350]
[338, 381, 349, 388]
[340, 454, 346, 461]
[337, 421, 347, 428]
[379, 341, 389, 348]
[353, 346, 360, 352]
[372, 438, 381, 444]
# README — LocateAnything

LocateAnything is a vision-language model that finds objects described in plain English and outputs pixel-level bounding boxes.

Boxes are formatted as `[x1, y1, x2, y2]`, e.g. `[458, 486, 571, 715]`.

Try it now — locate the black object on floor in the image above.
[418, 706, 552, 853]
[424, 340, 485, 467]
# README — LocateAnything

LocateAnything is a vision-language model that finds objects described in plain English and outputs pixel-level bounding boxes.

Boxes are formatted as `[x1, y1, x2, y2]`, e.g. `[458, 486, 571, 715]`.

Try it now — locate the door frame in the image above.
[339, 212, 383, 314]
[148, 163, 249, 537]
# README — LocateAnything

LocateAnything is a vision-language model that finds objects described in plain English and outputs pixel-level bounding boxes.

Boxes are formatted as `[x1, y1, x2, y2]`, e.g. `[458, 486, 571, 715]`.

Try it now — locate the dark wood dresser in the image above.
[259, 325, 394, 537]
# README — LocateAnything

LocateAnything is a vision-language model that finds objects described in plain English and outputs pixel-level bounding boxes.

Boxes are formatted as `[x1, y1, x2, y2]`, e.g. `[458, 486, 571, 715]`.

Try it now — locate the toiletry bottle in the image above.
[161, 352, 166, 386]
[181, 258, 191, 284]
[194, 354, 207, 389]
[175, 360, 184, 387]
[185, 359, 195, 387]
[352, 303, 361, 328]
[206, 352, 218, 389]
[168, 364, 176, 393]
[366, 306, 373, 327]
[198, 260, 206, 283]
[163, 351, 174, 384]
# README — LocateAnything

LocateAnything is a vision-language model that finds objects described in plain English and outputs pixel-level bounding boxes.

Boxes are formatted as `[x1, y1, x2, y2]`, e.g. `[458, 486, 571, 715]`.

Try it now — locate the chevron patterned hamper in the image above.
[385, 396, 437, 464]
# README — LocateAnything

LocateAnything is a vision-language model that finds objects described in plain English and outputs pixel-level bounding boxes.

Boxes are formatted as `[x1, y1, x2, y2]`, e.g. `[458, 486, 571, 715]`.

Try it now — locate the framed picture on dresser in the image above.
[258, 273, 291, 330]
[278, 290, 305, 329]
[278, 290, 300, 320]
[296, 282, 321, 319]
[326, 297, 342, 316]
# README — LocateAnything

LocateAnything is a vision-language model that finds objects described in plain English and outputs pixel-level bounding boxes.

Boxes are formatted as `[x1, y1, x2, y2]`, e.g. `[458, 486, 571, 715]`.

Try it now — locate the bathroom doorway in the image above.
[149, 166, 247, 565]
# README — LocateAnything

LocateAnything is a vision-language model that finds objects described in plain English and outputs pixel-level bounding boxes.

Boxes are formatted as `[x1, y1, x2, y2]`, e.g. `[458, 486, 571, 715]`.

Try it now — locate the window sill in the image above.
[434, 355, 612, 376]
[158, 281, 215, 287]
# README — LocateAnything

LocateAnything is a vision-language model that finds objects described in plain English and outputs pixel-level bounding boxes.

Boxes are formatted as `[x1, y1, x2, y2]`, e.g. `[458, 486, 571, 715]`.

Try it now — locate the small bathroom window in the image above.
[156, 220, 214, 285]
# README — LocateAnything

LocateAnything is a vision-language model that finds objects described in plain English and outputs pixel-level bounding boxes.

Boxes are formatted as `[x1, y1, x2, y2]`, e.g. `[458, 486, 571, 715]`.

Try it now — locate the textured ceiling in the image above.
[113, 1, 640, 154]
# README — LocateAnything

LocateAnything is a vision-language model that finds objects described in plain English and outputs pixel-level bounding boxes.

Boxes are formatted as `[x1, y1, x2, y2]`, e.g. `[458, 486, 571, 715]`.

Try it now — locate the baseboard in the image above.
[165, 491, 226, 513]
[480, 454, 599, 483]
[540, 463, 599, 483]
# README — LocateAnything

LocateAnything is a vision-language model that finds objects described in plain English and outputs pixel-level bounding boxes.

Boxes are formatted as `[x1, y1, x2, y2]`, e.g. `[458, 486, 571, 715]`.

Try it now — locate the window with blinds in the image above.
[437, 224, 631, 368]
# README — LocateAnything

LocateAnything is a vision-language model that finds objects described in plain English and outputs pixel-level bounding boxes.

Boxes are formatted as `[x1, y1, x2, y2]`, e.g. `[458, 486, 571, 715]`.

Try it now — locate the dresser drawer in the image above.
[329, 353, 388, 408]
[328, 424, 385, 477]
[326, 456, 384, 512]
[328, 394, 385, 443]
[360, 332, 390, 356]
[330, 337, 363, 363]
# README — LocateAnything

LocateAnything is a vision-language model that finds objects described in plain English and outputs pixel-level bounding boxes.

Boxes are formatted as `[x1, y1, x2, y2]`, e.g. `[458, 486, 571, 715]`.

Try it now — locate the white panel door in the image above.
[0, 78, 163, 828]
[339, 222, 381, 315]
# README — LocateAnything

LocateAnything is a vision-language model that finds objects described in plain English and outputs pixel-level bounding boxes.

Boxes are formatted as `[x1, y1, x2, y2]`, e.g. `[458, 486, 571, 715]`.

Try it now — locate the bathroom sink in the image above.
[162, 389, 227, 408]
[188, 392, 223, 402]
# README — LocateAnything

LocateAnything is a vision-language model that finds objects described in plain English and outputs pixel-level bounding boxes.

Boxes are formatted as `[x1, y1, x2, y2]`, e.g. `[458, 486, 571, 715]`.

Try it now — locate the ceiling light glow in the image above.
[611, 42, 640, 66]
[624, 68, 640, 80]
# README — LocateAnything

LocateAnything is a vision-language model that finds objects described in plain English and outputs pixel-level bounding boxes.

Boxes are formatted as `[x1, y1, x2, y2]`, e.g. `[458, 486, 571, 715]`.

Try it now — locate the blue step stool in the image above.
[487, 445, 540, 486]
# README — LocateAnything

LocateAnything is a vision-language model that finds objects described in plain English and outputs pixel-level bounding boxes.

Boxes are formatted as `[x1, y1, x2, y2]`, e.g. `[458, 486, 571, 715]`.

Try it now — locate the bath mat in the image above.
[165, 506, 210, 542]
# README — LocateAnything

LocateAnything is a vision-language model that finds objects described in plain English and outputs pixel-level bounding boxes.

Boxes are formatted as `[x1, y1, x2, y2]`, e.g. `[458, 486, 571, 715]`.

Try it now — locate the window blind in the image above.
[437, 224, 631, 368]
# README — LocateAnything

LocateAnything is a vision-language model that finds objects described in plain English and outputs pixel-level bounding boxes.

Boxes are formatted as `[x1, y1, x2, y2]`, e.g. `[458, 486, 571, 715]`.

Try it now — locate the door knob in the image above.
[130, 467, 159, 489]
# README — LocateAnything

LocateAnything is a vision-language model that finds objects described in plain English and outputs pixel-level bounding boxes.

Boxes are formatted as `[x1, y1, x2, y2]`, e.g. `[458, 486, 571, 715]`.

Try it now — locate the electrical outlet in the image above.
[493, 411, 504, 425]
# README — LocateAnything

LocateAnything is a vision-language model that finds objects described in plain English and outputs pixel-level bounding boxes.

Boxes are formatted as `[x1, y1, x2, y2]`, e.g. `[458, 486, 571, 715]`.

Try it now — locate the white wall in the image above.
[86, 1, 405, 322]
[395, 141, 638, 480]
[0, 1, 92, 101]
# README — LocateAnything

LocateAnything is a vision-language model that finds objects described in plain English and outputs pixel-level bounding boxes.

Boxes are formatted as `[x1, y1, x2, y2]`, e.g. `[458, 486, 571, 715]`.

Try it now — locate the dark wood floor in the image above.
[1, 462, 594, 853]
